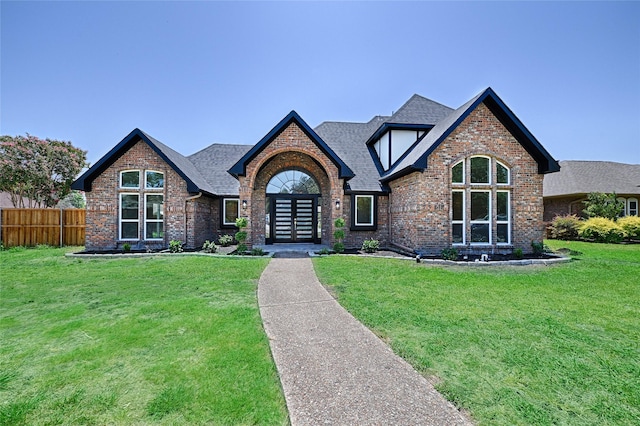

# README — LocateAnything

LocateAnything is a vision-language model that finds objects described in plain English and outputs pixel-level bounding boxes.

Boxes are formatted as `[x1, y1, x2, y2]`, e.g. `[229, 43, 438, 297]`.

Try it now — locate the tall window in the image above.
[120, 193, 139, 240]
[119, 170, 165, 241]
[355, 195, 374, 226]
[223, 198, 239, 226]
[145, 194, 164, 239]
[629, 198, 638, 216]
[451, 157, 511, 245]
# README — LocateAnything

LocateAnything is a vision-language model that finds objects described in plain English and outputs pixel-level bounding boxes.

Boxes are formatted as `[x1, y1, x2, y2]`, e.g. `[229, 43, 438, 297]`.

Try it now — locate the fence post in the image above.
[60, 208, 63, 247]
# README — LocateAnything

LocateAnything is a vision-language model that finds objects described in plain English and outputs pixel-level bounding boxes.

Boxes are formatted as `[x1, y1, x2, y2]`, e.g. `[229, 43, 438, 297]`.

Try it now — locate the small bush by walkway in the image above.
[313, 240, 640, 425]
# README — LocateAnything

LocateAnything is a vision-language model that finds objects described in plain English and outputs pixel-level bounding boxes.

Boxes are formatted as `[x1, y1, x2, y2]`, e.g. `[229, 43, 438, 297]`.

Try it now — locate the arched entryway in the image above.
[265, 169, 321, 244]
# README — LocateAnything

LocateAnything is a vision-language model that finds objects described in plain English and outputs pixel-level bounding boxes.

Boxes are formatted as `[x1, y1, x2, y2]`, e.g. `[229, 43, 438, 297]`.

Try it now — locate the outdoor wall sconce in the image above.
[335, 200, 340, 209]
[242, 200, 247, 210]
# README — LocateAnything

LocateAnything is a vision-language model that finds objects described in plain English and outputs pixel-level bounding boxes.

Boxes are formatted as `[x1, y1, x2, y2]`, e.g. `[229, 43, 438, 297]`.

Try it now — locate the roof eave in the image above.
[71, 128, 202, 193]
[228, 110, 355, 179]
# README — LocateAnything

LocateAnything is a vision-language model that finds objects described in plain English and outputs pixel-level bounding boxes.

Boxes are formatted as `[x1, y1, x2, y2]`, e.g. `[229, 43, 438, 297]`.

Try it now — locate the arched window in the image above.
[266, 170, 320, 194]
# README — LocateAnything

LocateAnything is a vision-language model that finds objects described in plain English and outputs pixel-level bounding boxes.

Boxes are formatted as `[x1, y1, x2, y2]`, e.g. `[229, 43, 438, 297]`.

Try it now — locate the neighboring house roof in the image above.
[229, 110, 355, 180]
[72, 128, 215, 195]
[543, 161, 640, 198]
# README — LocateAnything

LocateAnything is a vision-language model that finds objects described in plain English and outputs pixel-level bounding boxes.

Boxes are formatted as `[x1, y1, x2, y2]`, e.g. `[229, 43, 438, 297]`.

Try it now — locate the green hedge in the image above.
[618, 216, 640, 239]
[579, 217, 625, 243]
[549, 215, 581, 240]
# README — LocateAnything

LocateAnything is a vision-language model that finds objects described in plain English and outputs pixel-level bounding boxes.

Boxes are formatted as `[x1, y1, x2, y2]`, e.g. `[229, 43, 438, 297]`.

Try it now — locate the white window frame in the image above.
[145, 170, 165, 189]
[120, 170, 140, 189]
[628, 198, 638, 216]
[355, 195, 374, 226]
[496, 161, 510, 185]
[223, 198, 240, 226]
[470, 190, 492, 245]
[452, 190, 466, 245]
[496, 190, 511, 244]
[452, 160, 465, 184]
[119, 193, 139, 240]
[470, 156, 491, 185]
[144, 194, 164, 240]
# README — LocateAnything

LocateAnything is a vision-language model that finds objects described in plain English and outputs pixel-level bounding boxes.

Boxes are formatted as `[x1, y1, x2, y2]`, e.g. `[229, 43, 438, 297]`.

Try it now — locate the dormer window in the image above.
[372, 129, 427, 171]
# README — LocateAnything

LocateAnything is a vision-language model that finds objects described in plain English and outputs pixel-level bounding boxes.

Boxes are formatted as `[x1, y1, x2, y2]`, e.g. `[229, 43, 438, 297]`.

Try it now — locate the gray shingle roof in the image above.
[139, 130, 217, 195]
[314, 116, 388, 192]
[189, 143, 251, 195]
[543, 161, 640, 197]
[385, 94, 454, 125]
[383, 91, 483, 180]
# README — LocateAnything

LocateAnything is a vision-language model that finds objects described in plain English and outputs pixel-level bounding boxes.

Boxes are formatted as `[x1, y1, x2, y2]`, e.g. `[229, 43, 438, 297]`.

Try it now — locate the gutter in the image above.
[184, 192, 203, 246]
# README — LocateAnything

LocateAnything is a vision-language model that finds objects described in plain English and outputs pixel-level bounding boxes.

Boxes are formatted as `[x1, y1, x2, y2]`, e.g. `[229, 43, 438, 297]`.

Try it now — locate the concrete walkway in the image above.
[258, 257, 472, 425]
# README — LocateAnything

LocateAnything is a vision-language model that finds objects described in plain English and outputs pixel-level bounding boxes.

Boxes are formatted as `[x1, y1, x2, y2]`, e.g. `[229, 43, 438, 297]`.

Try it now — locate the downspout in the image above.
[184, 192, 202, 247]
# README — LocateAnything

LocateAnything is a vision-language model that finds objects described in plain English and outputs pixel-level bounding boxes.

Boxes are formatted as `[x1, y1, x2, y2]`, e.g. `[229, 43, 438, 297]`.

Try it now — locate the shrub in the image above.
[218, 235, 233, 246]
[531, 241, 550, 255]
[236, 243, 248, 255]
[361, 239, 380, 253]
[251, 247, 265, 256]
[169, 240, 183, 253]
[235, 217, 248, 229]
[550, 215, 581, 240]
[579, 217, 625, 243]
[123, 243, 131, 253]
[318, 247, 330, 255]
[513, 248, 524, 259]
[582, 192, 624, 220]
[202, 240, 218, 253]
[333, 217, 345, 253]
[234, 231, 247, 243]
[618, 216, 640, 239]
[441, 247, 458, 261]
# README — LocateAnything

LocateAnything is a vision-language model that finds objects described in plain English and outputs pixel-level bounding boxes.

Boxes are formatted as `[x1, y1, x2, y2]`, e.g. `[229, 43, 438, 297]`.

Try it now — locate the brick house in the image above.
[543, 161, 640, 221]
[72, 87, 559, 255]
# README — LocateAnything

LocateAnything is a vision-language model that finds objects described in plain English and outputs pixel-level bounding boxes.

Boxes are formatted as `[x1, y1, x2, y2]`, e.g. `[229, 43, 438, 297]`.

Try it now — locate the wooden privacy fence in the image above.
[0, 208, 86, 247]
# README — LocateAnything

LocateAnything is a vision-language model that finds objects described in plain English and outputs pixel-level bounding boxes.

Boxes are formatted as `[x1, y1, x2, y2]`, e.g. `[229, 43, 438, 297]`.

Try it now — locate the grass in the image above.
[313, 241, 640, 425]
[0, 247, 288, 425]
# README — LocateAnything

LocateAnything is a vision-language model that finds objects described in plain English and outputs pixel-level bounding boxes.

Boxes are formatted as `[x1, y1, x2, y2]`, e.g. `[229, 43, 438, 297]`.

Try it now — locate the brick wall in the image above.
[85, 141, 216, 250]
[389, 102, 545, 255]
[239, 122, 346, 246]
[543, 196, 585, 222]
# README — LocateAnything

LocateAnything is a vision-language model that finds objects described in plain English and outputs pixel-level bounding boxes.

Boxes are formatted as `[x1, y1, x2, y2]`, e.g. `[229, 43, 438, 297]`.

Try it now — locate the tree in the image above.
[0, 134, 88, 208]
[57, 190, 86, 209]
[582, 192, 624, 220]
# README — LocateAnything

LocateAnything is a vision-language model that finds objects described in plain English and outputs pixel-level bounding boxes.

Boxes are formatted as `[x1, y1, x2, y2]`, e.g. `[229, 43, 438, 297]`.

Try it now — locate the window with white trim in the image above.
[470, 191, 491, 243]
[451, 157, 511, 245]
[145, 194, 164, 239]
[145, 171, 164, 189]
[223, 198, 239, 226]
[355, 195, 374, 226]
[497, 161, 510, 185]
[470, 156, 490, 184]
[496, 191, 510, 244]
[120, 170, 140, 188]
[452, 190, 465, 244]
[628, 198, 638, 216]
[120, 193, 139, 240]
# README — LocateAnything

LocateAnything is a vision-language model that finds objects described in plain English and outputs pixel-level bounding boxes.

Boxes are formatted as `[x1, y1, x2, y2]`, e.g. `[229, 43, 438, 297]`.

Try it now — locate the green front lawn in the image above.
[0, 247, 287, 425]
[314, 241, 640, 425]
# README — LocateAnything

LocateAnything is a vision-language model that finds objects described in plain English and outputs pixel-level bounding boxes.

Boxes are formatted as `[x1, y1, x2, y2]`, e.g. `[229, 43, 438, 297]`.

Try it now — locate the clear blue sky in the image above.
[2, 1, 639, 166]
